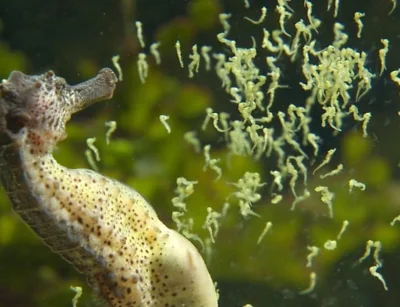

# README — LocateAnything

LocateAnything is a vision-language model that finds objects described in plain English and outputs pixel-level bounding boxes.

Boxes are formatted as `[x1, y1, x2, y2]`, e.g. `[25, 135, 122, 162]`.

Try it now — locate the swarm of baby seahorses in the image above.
[0, 68, 218, 307]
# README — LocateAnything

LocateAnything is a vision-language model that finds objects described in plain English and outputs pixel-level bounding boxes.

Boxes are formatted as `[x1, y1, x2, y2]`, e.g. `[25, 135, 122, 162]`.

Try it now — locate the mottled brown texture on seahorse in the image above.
[0, 69, 218, 307]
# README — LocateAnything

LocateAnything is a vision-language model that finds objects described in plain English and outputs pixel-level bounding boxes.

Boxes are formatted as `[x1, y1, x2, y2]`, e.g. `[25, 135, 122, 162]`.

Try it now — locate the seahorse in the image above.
[0, 68, 218, 307]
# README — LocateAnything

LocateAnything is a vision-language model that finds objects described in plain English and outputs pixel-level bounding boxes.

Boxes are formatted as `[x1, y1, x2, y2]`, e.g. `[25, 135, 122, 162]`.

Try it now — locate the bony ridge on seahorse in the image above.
[0, 68, 218, 307]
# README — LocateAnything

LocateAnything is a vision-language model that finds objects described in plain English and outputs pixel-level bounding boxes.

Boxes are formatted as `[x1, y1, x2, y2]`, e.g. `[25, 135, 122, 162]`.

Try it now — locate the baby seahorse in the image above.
[0, 68, 218, 307]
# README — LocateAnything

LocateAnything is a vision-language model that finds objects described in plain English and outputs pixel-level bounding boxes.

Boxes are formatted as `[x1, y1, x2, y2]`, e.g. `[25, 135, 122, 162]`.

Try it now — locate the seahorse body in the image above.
[0, 69, 218, 307]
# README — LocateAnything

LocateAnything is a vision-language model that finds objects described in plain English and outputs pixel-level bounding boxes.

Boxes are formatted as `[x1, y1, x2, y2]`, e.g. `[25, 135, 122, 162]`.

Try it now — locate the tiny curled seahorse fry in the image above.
[0, 68, 218, 307]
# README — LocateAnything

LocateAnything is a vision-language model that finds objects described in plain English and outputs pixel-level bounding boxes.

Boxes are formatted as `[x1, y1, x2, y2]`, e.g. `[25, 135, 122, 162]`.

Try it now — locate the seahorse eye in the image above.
[5, 109, 31, 133]
[0, 87, 18, 102]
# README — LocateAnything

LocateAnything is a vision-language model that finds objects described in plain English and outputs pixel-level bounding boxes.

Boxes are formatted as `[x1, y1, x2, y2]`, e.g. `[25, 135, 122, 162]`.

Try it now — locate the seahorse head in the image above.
[0, 68, 117, 149]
